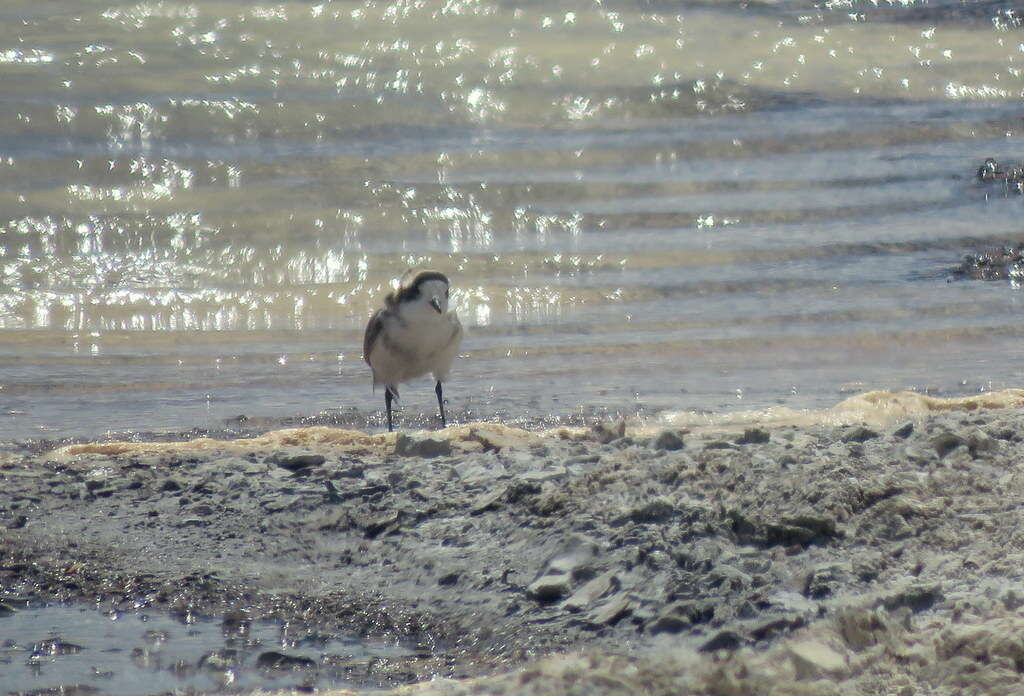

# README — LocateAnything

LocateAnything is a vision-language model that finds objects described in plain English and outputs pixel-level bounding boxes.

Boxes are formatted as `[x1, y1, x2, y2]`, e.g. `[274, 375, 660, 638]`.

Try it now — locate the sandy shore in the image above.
[5, 390, 1024, 695]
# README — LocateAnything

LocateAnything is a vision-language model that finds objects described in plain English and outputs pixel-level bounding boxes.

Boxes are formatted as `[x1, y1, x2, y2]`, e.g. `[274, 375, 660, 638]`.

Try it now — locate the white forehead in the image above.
[417, 278, 449, 296]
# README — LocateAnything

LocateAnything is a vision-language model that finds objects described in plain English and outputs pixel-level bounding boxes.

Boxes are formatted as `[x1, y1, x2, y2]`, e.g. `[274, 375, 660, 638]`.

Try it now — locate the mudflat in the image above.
[5, 392, 1024, 695]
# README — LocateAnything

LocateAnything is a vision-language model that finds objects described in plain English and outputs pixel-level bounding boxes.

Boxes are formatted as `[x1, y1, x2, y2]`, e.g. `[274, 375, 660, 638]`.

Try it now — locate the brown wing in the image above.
[363, 309, 387, 365]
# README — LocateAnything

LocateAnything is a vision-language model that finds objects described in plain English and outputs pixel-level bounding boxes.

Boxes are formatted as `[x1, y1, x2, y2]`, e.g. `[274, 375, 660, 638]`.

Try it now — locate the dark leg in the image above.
[385, 388, 394, 432]
[435, 380, 447, 427]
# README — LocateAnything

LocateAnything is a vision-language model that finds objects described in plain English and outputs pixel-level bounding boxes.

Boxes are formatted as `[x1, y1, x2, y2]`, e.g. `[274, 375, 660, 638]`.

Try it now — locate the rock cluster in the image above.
[5, 407, 1024, 694]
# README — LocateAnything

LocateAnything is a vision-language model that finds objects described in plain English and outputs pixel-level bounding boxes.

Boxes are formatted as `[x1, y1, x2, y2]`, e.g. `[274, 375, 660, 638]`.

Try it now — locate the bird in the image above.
[363, 269, 463, 432]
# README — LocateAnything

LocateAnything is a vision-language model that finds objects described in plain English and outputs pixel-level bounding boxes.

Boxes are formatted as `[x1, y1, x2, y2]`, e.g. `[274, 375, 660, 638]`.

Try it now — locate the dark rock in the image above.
[932, 432, 965, 458]
[277, 454, 326, 471]
[437, 572, 459, 586]
[590, 419, 626, 444]
[627, 499, 677, 525]
[653, 430, 685, 451]
[648, 600, 714, 635]
[965, 429, 997, 456]
[356, 509, 401, 539]
[729, 510, 839, 548]
[160, 478, 183, 493]
[879, 583, 942, 613]
[527, 574, 571, 603]
[507, 481, 542, 503]
[842, 426, 878, 443]
[976, 157, 1024, 188]
[256, 651, 317, 670]
[955, 243, 1024, 280]
[736, 428, 770, 445]
[699, 629, 741, 652]
[893, 422, 914, 439]
[221, 612, 251, 638]
[749, 614, 805, 642]
[708, 564, 752, 592]
[647, 612, 690, 635]
[33, 639, 84, 656]
[804, 564, 848, 599]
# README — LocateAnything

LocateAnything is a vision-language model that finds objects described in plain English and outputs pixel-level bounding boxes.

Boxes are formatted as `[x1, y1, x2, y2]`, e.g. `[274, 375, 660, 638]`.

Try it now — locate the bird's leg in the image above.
[435, 380, 446, 428]
[385, 387, 394, 432]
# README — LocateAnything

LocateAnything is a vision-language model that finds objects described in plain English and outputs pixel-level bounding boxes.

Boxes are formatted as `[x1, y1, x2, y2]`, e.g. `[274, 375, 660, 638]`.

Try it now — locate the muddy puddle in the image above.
[1, 601, 417, 695]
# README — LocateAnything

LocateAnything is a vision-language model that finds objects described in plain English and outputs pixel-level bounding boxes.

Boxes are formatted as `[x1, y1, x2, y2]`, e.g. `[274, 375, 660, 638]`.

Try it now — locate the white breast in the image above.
[369, 306, 462, 387]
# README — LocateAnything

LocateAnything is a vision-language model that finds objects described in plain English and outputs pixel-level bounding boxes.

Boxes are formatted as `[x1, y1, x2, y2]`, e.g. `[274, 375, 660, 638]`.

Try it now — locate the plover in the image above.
[363, 270, 463, 431]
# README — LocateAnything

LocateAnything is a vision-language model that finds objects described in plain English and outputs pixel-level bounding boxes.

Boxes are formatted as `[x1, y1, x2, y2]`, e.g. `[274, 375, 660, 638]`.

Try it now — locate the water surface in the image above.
[1, 603, 412, 695]
[3, 0, 1024, 440]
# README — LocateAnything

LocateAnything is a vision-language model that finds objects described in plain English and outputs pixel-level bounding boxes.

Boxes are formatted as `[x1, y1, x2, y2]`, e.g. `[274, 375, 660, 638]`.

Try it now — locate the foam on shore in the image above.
[661, 388, 1024, 432]
[51, 389, 1024, 461]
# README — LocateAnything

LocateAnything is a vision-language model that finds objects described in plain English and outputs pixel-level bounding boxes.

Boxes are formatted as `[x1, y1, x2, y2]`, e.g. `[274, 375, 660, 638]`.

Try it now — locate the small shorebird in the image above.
[363, 270, 463, 431]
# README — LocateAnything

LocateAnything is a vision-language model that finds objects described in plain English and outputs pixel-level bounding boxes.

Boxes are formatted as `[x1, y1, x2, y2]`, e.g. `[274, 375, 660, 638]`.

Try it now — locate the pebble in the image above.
[275, 453, 326, 471]
[563, 572, 616, 612]
[653, 430, 685, 451]
[395, 434, 452, 458]
[789, 640, 848, 680]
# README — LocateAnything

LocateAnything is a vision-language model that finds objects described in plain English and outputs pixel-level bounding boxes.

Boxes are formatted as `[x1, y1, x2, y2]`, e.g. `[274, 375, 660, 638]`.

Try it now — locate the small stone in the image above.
[653, 430, 685, 451]
[176, 517, 206, 528]
[628, 498, 676, 525]
[563, 572, 616, 612]
[789, 640, 848, 680]
[842, 426, 878, 443]
[749, 614, 805, 642]
[160, 478, 183, 492]
[586, 594, 632, 626]
[648, 613, 690, 635]
[395, 434, 452, 458]
[437, 572, 459, 586]
[932, 432, 965, 458]
[355, 509, 401, 539]
[527, 573, 571, 603]
[804, 564, 848, 599]
[893, 422, 914, 439]
[255, 651, 317, 670]
[470, 487, 507, 515]
[276, 454, 325, 471]
[699, 630, 741, 652]
[966, 429, 997, 456]
[879, 583, 942, 613]
[199, 649, 241, 670]
[736, 428, 770, 445]
[591, 419, 626, 444]
[648, 600, 714, 635]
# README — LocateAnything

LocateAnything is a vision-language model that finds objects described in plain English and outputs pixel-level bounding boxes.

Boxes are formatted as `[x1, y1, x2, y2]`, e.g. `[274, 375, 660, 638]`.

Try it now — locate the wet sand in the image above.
[5, 390, 1024, 695]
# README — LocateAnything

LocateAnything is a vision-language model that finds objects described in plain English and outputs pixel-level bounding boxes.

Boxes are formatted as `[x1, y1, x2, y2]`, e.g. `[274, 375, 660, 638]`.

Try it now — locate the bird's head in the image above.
[394, 270, 451, 315]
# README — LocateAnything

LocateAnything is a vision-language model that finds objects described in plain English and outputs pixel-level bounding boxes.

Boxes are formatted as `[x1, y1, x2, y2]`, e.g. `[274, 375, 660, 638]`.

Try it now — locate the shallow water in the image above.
[3, 0, 1024, 440]
[1, 603, 411, 695]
